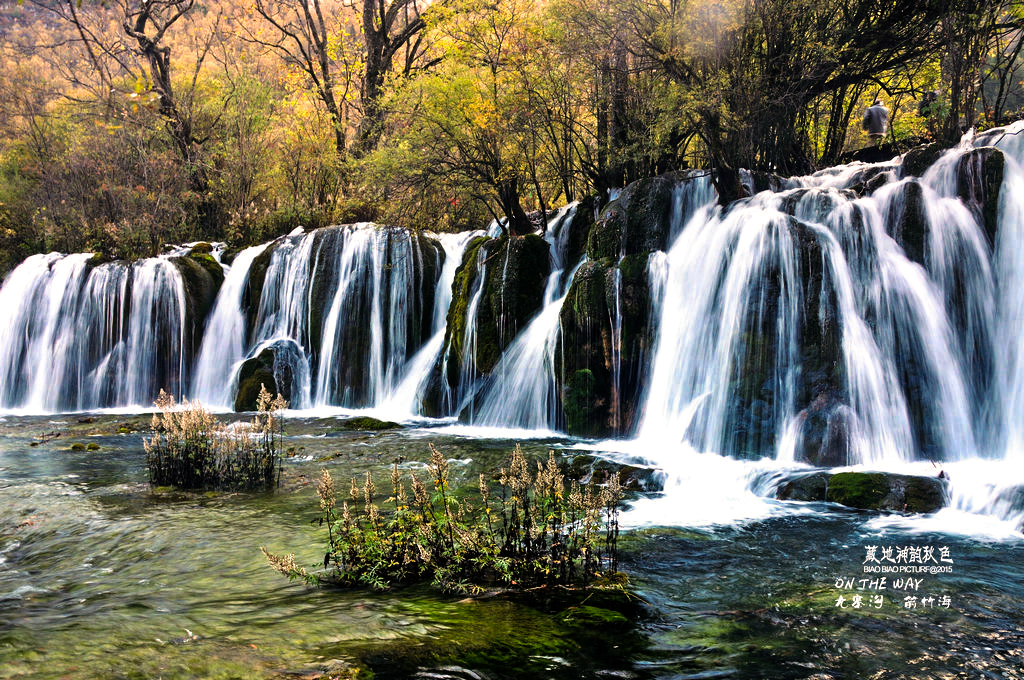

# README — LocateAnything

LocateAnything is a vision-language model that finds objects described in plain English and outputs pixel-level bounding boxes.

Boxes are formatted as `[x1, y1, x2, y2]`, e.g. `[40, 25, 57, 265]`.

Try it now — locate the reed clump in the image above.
[145, 385, 287, 491]
[263, 443, 623, 593]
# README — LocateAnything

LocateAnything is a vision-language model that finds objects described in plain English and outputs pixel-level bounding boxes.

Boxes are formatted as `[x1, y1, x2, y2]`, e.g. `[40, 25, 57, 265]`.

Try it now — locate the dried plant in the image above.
[145, 385, 286, 490]
[263, 444, 624, 593]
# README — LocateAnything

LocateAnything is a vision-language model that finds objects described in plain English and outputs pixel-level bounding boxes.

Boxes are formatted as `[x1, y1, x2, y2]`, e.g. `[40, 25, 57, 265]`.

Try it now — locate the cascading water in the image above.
[380, 230, 485, 417]
[192, 244, 268, 407]
[0, 254, 187, 412]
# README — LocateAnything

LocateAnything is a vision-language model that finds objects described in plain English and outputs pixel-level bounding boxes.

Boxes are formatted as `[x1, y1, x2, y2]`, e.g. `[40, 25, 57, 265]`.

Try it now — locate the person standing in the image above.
[862, 98, 890, 144]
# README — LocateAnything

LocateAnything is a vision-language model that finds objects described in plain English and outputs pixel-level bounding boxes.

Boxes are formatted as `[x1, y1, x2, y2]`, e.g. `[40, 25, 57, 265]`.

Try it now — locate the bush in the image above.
[145, 386, 287, 491]
[263, 444, 624, 594]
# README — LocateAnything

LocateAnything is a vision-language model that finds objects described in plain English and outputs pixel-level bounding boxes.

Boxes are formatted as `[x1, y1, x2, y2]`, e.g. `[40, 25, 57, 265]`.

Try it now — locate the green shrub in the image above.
[145, 386, 287, 491]
[263, 444, 624, 594]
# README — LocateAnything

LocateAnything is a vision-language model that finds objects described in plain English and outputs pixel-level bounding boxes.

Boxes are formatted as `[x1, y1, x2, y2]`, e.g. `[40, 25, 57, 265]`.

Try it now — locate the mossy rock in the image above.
[336, 416, 403, 431]
[557, 261, 612, 437]
[901, 142, 946, 178]
[69, 442, 86, 452]
[190, 241, 213, 254]
[484, 233, 551, 354]
[776, 472, 830, 502]
[243, 242, 277, 339]
[826, 471, 948, 513]
[587, 175, 676, 261]
[86, 442, 101, 451]
[87, 252, 114, 268]
[169, 253, 225, 356]
[559, 605, 630, 630]
[442, 235, 492, 389]
[563, 369, 603, 438]
[233, 343, 297, 411]
[957, 146, 1005, 248]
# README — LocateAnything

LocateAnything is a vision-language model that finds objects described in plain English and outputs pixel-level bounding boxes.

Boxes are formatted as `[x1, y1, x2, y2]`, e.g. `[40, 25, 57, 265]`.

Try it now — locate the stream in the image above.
[1, 414, 1021, 679]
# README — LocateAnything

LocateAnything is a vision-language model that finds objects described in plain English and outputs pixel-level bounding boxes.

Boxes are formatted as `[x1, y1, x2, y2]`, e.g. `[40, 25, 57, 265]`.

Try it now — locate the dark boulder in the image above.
[776, 470, 949, 513]
[336, 416, 403, 431]
[900, 142, 945, 178]
[777, 472, 831, 502]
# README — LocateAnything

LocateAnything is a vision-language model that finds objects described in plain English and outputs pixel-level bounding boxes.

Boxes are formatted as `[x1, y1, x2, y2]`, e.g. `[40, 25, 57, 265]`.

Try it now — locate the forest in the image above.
[0, 0, 1022, 274]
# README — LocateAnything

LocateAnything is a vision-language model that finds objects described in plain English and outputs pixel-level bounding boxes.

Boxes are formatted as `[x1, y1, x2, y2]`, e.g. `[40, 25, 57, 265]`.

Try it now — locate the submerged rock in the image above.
[825, 471, 948, 513]
[336, 416, 402, 431]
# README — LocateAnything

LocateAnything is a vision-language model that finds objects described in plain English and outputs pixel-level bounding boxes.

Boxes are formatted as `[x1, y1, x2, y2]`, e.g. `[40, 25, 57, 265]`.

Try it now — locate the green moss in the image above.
[337, 416, 402, 431]
[559, 604, 630, 629]
[70, 442, 86, 452]
[444, 235, 491, 369]
[826, 472, 889, 509]
[87, 252, 113, 267]
[587, 200, 625, 261]
[618, 252, 648, 284]
[86, 442, 101, 451]
[564, 369, 602, 436]
[190, 241, 213, 254]
[235, 369, 276, 412]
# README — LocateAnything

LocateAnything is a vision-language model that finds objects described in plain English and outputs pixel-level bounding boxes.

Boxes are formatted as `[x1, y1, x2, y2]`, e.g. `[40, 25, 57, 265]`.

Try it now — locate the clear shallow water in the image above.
[1, 414, 1022, 679]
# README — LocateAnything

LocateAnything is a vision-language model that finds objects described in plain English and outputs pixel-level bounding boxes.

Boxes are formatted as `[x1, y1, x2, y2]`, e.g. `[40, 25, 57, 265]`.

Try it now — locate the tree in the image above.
[368, 0, 553, 236]
[25, 0, 217, 191]
[245, 0, 357, 157]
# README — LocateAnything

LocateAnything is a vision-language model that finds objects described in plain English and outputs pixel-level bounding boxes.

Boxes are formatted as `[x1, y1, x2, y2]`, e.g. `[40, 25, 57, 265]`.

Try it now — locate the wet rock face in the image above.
[776, 470, 948, 514]
[888, 179, 928, 266]
[484, 233, 551, 354]
[901, 142, 945, 179]
[169, 251, 225, 363]
[956, 146, 1004, 249]
[557, 261, 611, 437]
[443, 234, 551, 391]
[794, 394, 852, 468]
[588, 175, 677, 261]
[243, 242, 276, 340]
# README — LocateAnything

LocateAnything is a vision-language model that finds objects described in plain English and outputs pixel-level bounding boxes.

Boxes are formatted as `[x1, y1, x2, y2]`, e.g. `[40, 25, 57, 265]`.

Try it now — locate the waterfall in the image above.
[0, 254, 186, 412]
[380, 231, 484, 416]
[192, 244, 268, 407]
[472, 258, 586, 431]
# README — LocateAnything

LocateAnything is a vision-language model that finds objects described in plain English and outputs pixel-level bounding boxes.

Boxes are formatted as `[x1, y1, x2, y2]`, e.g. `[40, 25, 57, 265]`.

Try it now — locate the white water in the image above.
[192, 244, 268, 406]
[0, 254, 186, 412]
